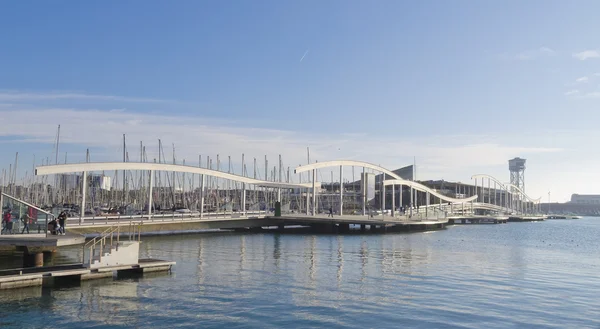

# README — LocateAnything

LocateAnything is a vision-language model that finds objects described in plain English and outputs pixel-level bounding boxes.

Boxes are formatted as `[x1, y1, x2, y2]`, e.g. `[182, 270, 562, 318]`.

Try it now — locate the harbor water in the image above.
[0, 218, 599, 328]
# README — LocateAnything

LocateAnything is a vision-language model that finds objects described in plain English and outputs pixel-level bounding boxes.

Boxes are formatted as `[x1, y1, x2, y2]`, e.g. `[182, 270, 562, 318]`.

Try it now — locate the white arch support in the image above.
[35, 162, 316, 189]
[471, 174, 540, 203]
[383, 179, 478, 203]
[504, 183, 541, 203]
[294, 160, 403, 179]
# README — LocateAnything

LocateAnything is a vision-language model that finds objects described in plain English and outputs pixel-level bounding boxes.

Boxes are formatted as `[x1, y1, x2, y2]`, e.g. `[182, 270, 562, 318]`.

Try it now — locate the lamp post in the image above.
[548, 191, 551, 215]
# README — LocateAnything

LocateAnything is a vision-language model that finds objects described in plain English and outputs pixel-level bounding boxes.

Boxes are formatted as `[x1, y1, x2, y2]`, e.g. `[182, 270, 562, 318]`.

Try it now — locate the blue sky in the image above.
[1, 1, 600, 201]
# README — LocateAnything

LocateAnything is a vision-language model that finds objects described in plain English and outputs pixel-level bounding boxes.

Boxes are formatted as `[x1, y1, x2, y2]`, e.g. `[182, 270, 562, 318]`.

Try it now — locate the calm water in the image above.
[1, 218, 600, 328]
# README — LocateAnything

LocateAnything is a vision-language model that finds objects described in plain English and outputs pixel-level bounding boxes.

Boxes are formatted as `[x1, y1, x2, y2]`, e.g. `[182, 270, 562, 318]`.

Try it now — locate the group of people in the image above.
[48, 211, 67, 235]
[0, 208, 67, 235]
[1, 209, 34, 234]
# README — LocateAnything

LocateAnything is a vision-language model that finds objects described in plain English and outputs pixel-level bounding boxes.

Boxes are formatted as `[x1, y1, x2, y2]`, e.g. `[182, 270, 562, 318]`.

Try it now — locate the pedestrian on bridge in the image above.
[2, 210, 13, 234]
[21, 212, 31, 234]
[328, 207, 333, 217]
[57, 211, 67, 235]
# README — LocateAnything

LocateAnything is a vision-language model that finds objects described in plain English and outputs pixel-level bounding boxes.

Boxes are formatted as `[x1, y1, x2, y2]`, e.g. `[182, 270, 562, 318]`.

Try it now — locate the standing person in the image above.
[3, 210, 12, 234]
[58, 211, 67, 235]
[21, 212, 31, 234]
[328, 206, 333, 217]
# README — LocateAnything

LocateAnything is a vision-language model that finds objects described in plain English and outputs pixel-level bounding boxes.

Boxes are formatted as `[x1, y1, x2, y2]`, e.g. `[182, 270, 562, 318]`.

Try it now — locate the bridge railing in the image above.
[1, 192, 55, 237]
[69, 210, 268, 227]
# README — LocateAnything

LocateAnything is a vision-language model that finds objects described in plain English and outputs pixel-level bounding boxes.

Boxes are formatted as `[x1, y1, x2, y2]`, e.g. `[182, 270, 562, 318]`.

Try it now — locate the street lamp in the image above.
[548, 191, 551, 215]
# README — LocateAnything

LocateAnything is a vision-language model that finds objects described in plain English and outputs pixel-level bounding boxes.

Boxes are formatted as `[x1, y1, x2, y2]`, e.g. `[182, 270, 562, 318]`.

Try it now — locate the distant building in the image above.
[570, 194, 600, 204]
[58, 173, 111, 191]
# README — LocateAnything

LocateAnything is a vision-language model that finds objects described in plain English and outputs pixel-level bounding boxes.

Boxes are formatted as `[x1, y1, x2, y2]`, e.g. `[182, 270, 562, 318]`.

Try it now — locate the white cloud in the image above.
[0, 105, 563, 179]
[572, 50, 600, 61]
[575, 76, 589, 83]
[0, 91, 168, 103]
[6, 90, 592, 202]
[513, 47, 555, 60]
[564, 89, 579, 96]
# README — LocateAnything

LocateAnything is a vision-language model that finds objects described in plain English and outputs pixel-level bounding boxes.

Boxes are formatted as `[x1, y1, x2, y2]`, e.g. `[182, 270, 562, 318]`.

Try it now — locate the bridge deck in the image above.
[275, 214, 448, 226]
[0, 233, 85, 248]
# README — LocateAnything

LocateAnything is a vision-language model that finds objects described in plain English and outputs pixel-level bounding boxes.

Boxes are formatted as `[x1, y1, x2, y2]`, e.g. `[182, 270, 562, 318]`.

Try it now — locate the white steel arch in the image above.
[35, 162, 315, 189]
[383, 179, 478, 203]
[295, 160, 478, 205]
[504, 183, 541, 202]
[471, 174, 540, 202]
[294, 160, 402, 179]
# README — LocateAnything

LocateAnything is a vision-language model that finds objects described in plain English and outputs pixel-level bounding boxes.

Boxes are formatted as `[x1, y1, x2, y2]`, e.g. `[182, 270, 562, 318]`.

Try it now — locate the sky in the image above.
[1, 0, 600, 202]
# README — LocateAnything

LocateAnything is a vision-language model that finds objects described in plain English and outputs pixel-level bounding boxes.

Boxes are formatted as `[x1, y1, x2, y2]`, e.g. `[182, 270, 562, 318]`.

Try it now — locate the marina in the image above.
[0, 148, 581, 295]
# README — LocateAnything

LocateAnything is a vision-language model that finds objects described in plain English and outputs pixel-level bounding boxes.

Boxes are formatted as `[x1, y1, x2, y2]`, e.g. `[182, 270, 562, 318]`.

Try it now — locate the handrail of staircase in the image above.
[128, 221, 142, 242]
[83, 225, 121, 267]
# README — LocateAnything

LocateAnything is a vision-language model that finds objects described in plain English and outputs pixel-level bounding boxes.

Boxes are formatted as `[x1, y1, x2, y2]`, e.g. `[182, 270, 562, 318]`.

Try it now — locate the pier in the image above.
[0, 156, 554, 290]
[0, 158, 549, 237]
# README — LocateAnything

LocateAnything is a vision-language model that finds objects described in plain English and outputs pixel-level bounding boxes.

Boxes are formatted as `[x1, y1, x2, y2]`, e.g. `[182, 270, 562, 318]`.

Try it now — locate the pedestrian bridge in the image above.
[24, 159, 544, 232]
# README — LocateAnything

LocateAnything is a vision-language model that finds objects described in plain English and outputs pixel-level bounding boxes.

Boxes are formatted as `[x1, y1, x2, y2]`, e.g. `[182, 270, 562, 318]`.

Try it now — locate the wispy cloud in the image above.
[564, 90, 579, 96]
[0, 103, 562, 180]
[572, 50, 600, 61]
[564, 90, 600, 99]
[299, 49, 309, 63]
[0, 91, 169, 103]
[575, 76, 589, 83]
[512, 47, 555, 60]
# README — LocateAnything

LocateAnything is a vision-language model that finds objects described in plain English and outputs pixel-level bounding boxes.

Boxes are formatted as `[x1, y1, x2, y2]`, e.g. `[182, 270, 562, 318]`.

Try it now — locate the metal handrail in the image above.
[83, 224, 122, 267]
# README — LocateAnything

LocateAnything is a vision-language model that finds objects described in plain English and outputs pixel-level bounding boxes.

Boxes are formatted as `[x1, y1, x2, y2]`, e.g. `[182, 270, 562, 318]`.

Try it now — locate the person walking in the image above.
[3, 210, 13, 234]
[328, 206, 333, 218]
[21, 212, 31, 234]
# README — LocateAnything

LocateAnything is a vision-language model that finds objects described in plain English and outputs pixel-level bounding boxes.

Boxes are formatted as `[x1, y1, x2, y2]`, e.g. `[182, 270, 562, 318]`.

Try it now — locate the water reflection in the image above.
[336, 236, 343, 287]
[0, 220, 599, 329]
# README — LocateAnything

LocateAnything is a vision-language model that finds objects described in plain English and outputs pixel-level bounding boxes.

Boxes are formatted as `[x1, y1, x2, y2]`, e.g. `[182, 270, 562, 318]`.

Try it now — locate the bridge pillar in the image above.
[409, 186, 413, 218]
[339, 165, 343, 216]
[311, 169, 316, 216]
[381, 180, 385, 216]
[338, 223, 350, 233]
[399, 184, 403, 213]
[361, 167, 366, 216]
[148, 170, 153, 220]
[488, 178, 491, 204]
[306, 188, 310, 216]
[80, 170, 87, 223]
[242, 184, 246, 216]
[200, 174, 205, 218]
[425, 191, 429, 217]
[391, 184, 395, 217]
